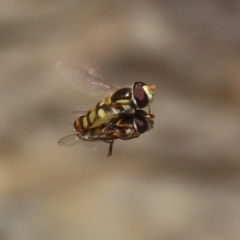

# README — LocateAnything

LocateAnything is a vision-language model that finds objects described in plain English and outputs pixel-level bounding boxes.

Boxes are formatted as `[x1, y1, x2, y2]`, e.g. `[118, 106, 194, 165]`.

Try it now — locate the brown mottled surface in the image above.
[1, 1, 240, 239]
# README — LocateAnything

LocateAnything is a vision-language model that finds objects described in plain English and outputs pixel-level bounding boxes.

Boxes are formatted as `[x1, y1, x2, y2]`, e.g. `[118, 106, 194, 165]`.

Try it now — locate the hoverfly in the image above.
[58, 109, 154, 156]
[56, 59, 155, 131]
[56, 58, 155, 156]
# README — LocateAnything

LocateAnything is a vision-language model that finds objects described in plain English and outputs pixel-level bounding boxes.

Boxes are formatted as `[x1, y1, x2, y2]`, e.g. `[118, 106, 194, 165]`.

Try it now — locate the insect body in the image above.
[74, 82, 155, 131]
[58, 110, 154, 156]
[56, 59, 156, 156]
[56, 59, 155, 131]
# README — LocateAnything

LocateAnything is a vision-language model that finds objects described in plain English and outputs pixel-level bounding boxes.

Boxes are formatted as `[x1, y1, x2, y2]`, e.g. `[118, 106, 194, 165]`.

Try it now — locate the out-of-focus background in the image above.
[1, 1, 240, 239]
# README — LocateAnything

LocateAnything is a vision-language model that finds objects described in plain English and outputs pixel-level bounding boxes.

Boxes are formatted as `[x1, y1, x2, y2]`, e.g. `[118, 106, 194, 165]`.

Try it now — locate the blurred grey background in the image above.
[1, 1, 240, 239]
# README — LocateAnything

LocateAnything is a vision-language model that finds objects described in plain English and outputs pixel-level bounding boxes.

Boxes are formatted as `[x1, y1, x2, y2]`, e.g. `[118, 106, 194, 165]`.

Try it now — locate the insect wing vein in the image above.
[58, 134, 81, 147]
[55, 58, 119, 96]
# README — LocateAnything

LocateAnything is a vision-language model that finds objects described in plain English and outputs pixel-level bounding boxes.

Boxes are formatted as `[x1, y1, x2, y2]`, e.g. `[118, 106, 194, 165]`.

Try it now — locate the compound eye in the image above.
[133, 82, 148, 108]
[134, 115, 148, 134]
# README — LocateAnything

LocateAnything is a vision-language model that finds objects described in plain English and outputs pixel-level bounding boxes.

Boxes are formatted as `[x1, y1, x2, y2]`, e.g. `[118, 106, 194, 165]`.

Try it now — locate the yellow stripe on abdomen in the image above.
[89, 110, 96, 124]
[98, 108, 106, 118]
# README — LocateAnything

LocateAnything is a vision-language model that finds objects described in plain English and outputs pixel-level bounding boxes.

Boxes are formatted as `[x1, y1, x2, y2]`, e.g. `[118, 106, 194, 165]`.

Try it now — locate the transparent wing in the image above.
[55, 57, 119, 96]
[58, 134, 99, 150]
[58, 134, 82, 147]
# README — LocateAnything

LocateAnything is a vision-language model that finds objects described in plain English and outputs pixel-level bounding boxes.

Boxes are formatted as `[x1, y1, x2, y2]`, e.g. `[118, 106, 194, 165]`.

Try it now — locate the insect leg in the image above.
[103, 139, 114, 157]
[108, 140, 114, 157]
[147, 104, 151, 114]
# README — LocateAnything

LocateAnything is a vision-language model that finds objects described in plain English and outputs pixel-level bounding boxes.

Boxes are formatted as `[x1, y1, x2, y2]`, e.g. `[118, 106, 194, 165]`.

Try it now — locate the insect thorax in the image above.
[110, 87, 132, 104]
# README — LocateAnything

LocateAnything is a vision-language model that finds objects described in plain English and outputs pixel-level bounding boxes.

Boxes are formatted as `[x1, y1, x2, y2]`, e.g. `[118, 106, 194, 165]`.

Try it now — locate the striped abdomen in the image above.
[74, 87, 134, 132]
[74, 100, 134, 132]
